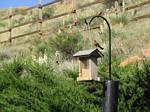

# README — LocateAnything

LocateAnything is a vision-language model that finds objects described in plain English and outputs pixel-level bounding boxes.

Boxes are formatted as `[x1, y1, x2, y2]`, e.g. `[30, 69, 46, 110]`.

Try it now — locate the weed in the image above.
[43, 7, 54, 19]
[110, 13, 130, 25]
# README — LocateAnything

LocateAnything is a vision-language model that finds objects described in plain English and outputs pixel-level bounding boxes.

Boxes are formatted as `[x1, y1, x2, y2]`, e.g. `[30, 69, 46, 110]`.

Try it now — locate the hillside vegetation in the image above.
[0, 0, 149, 59]
[0, 0, 150, 111]
[0, 54, 150, 111]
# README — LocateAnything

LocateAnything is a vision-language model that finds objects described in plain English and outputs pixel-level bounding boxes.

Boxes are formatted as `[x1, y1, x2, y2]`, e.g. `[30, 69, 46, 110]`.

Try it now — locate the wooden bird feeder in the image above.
[73, 48, 103, 81]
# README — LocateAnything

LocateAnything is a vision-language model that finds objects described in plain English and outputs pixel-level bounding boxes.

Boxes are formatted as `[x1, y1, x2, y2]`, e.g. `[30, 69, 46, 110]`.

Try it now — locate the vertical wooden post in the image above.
[122, 0, 125, 12]
[114, 1, 119, 11]
[72, 0, 77, 27]
[38, 0, 43, 39]
[8, 8, 12, 43]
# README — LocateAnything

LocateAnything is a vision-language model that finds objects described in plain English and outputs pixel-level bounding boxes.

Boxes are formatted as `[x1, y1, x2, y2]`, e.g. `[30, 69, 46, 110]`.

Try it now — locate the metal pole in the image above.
[103, 80, 119, 112]
[85, 15, 119, 112]
[88, 15, 112, 80]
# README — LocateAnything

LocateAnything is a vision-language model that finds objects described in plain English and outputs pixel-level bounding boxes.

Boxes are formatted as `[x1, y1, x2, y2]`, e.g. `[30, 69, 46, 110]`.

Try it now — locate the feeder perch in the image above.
[73, 48, 103, 81]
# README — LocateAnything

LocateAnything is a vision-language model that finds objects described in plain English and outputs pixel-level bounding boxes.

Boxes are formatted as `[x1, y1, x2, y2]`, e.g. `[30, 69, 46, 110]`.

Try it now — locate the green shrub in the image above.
[42, 7, 54, 19]
[1, 55, 150, 111]
[36, 42, 48, 54]
[14, 8, 27, 15]
[0, 57, 99, 112]
[63, 68, 78, 80]
[110, 13, 129, 25]
[31, 38, 50, 55]
[12, 17, 26, 26]
[64, 18, 72, 25]
[31, 31, 83, 59]
[0, 51, 11, 61]
[49, 31, 83, 59]
[97, 57, 150, 112]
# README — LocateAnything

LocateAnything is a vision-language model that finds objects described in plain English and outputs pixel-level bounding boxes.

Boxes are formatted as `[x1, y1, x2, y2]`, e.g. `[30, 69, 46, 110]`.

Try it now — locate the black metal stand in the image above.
[88, 15, 112, 80]
[103, 80, 119, 112]
[86, 15, 119, 112]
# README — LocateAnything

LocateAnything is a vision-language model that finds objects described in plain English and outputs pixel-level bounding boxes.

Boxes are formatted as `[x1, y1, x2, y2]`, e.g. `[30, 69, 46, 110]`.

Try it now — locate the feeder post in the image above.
[89, 16, 112, 80]
[103, 80, 119, 112]
[86, 15, 119, 112]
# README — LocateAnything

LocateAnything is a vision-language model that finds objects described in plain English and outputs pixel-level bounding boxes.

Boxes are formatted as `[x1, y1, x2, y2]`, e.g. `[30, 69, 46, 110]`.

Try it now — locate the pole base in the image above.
[103, 80, 119, 112]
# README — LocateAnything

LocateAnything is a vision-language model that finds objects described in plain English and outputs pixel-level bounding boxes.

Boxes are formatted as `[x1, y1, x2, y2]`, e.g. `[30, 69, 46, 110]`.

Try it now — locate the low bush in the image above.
[48, 31, 83, 59]
[31, 38, 50, 56]
[110, 13, 129, 25]
[0, 56, 150, 111]
[0, 51, 11, 61]
[0, 57, 99, 112]
[97, 57, 150, 112]
[42, 7, 54, 19]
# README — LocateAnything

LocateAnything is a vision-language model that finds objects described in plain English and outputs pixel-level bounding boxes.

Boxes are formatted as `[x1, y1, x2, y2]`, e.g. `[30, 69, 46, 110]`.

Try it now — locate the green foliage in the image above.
[0, 51, 11, 61]
[64, 19, 72, 25]
[79, 81, 103, 111]
[0, 21, 6, 27]
[42, 7, 54, 19]
[101, 28, 119, 42]
[12, 17, 26, 26]
[49, 31, 83, 59]
[0, 57, 99, 112]
[97, 58, 150, 112]
[14, 9, 27, 15]
[31, 38, 50, 55]
[36, 42, 48, 54]
[110, 13, 129, 25]
[0, 54, 150, 112]
[31, 30, 83, 58]
[63, 68, 78, 80]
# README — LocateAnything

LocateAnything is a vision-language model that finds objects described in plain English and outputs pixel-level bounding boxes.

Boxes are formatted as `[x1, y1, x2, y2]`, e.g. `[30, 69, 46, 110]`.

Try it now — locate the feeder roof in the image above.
[73, 48, 103, 58]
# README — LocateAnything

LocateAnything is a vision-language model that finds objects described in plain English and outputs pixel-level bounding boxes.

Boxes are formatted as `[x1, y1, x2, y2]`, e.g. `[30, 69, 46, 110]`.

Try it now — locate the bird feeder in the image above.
[73, 48, 103, 81]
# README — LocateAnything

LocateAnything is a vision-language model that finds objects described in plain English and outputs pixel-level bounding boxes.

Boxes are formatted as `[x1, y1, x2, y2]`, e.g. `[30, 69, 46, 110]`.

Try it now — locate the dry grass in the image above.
[0, 0, 149, 60]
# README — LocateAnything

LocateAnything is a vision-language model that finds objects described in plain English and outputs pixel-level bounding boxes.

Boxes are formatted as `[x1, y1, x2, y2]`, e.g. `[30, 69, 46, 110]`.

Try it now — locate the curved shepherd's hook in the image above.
[85, 15, 112, 80]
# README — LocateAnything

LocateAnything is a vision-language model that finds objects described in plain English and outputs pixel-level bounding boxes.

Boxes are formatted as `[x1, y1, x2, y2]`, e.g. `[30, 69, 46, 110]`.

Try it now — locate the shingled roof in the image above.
[73, 48, 103, 58]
